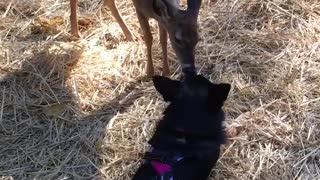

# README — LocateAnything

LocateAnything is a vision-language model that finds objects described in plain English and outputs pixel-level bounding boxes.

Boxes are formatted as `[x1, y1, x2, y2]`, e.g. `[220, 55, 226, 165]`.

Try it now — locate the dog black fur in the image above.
[132, 74, 231, 180]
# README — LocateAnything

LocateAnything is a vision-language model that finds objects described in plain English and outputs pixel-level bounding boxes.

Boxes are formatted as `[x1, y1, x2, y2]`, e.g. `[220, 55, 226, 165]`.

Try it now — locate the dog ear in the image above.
[216, 83, 231, 103]
[210, 83, 231, 106]
[152, 76, 180, 102]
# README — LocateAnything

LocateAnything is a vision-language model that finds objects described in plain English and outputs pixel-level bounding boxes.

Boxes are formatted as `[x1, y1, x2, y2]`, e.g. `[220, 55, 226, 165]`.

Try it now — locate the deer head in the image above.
[153, 0, 202, 74]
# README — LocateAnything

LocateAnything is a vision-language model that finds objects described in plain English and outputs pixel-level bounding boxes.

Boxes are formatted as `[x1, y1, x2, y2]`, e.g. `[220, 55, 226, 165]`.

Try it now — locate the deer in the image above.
[69, 0, 202, 77]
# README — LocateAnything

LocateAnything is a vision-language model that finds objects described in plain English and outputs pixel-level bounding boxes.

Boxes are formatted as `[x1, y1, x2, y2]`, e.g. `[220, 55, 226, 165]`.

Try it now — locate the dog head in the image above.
[152, 74, 231, 140]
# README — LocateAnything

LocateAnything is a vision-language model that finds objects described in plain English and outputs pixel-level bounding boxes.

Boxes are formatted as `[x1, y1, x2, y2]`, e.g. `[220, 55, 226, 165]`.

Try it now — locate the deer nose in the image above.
[181, 63, 196, 75]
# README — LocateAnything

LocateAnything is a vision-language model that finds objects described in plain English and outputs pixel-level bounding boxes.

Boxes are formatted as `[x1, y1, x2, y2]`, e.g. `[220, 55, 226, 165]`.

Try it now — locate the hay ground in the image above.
[0, 0, 320, 179]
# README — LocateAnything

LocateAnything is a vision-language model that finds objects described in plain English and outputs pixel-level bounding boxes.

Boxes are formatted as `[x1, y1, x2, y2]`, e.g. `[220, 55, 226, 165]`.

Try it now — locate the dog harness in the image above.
[143, 149, 184, 179]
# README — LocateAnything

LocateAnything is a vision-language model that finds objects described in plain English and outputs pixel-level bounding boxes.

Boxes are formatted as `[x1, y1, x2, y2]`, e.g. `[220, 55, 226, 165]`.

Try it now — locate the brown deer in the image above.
[70, 0, 202, 77]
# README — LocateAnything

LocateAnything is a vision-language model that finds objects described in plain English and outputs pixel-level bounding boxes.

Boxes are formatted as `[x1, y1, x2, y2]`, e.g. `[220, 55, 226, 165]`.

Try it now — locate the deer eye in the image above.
[174, 30, 183, 45]
[175, 36, 183, 45]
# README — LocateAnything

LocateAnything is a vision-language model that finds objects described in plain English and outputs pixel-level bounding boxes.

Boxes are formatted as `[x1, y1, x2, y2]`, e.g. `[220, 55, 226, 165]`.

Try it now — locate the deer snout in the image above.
[182, 63, 196, 75]
[180, 51, 196, 75]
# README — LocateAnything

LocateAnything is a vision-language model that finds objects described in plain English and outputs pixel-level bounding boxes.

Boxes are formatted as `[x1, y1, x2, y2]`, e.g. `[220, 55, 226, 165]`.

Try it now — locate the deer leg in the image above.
[104, 0, 133, 41]
[70, 0, 81, 38]
[158, 23, 170, 76]
[136, 11, 154, 77]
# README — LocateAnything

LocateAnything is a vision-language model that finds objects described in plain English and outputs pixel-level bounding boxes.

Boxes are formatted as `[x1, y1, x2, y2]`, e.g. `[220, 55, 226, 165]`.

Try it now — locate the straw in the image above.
[0, 0, 319, 179]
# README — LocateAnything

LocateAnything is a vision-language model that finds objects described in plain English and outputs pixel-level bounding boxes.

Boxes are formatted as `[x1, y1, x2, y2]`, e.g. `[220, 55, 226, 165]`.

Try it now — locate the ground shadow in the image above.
[0, 42, 144, 179]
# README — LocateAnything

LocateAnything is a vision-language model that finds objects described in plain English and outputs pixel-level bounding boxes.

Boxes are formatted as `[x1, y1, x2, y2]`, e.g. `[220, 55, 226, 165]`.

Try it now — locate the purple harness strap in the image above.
[151, 161, 172, 175]
[144, 147, 184, 178]
[149, 156, 184, 178]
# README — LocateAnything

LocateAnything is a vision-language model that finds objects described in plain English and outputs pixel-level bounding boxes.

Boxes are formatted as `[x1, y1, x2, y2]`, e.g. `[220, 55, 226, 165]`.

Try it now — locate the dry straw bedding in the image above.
[0, 0, 320, 179]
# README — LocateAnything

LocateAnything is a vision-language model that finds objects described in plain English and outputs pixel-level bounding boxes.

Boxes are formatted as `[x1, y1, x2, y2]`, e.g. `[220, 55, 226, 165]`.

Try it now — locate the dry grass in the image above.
[0, 0, 320, 179]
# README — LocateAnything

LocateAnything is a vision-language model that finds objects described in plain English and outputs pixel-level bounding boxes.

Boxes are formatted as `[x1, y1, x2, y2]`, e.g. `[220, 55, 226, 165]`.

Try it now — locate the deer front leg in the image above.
[136, 11, 154, 77]
[158, 23, 170, 76]
[70, 0, 81, 38]
[104, 0, 133, 41]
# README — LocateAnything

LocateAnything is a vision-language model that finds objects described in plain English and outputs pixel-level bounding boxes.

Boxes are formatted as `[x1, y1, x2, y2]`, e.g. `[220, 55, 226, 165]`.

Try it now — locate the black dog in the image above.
[132, 74, 231, 180]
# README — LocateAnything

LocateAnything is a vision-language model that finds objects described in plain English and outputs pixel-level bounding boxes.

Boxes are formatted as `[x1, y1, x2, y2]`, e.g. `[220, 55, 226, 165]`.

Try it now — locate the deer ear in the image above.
[152, 76, 180, 102]
[187, 0, 202, 22]
[153, 0, 179, 19]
